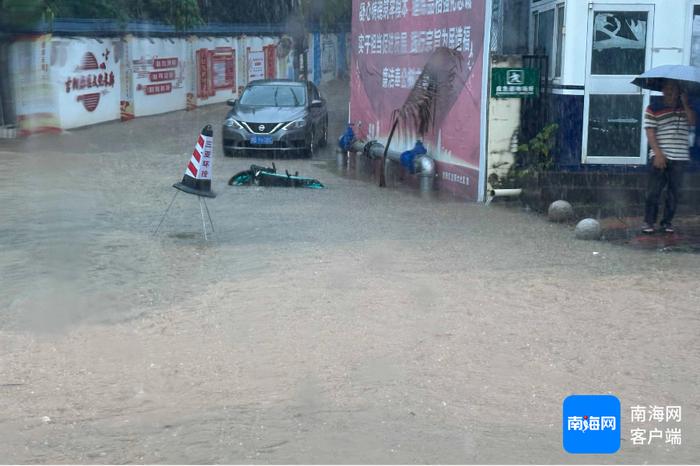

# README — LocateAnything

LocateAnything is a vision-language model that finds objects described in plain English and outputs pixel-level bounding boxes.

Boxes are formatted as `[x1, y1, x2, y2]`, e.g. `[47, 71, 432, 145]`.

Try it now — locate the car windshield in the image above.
[239, 85, 306, 107]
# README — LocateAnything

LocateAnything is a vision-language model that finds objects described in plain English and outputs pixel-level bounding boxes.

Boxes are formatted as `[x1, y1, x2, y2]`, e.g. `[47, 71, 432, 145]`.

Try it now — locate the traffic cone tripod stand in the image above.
[153, 124, 217, 240]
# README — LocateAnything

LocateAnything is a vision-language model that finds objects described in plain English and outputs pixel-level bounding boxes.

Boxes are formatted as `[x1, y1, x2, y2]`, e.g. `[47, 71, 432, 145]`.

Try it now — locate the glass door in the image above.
[583, 4, 654, 164]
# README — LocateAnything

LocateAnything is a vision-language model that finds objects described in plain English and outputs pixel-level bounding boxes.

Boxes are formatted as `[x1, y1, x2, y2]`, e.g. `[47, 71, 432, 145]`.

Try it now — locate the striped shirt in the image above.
[644, 102, 690, 161]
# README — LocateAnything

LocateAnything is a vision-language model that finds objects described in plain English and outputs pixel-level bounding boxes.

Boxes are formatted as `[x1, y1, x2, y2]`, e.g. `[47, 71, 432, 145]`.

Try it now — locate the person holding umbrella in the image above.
[633, 66, 699, 234]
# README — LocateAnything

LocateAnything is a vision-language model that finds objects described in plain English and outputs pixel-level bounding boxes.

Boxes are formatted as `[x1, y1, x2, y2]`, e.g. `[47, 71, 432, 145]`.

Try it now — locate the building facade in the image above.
[530, 0, 700, 169]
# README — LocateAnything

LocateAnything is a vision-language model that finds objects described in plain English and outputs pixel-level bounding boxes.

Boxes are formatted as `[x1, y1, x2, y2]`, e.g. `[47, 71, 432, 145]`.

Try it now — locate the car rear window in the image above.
[239, 85, 306, 107]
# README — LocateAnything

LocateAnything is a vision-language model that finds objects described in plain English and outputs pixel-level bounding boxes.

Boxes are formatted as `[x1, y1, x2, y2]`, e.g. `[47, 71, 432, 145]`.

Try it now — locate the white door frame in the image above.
[582, 3, 654, 165]
[686, 1, 700, 65]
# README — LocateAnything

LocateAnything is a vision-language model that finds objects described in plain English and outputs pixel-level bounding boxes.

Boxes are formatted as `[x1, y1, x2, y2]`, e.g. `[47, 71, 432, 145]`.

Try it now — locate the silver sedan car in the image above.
[222, 79, 328, 158]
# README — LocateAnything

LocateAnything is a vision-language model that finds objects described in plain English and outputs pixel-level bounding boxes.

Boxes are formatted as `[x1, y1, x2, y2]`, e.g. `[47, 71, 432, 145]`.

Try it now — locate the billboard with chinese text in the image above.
[351, 0, 486, 199]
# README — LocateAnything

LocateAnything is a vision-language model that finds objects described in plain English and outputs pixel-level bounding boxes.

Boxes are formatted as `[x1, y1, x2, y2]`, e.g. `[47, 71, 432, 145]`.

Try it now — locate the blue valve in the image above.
[399, 140, 427, 174]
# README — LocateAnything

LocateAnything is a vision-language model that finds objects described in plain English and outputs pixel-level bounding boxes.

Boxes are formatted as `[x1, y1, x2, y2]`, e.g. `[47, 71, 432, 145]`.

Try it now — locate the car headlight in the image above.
[282, 119, 306, 130]
[225, 118, 243, 129]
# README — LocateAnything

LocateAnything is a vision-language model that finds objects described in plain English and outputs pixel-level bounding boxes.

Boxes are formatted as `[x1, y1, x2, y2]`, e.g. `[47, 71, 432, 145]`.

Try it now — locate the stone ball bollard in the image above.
[575, 218, 602, 240]
[548, 200, 574, 222]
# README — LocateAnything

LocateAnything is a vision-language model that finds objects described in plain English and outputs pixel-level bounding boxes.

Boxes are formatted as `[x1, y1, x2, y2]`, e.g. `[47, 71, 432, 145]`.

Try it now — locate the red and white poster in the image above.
[351, 0, 486, 199]
[247, 49, 265, 82]
[263, 44, 276, 79]
[196, 46, 235, 100]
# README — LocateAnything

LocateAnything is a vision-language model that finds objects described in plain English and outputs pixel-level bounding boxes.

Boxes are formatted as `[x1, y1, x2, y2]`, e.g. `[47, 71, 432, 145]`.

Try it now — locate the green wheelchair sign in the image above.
[491, 68, 540, 98]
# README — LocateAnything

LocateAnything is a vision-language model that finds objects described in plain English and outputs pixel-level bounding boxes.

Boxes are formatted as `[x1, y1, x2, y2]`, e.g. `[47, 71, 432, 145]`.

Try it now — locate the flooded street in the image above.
[1, 81, 699, 464]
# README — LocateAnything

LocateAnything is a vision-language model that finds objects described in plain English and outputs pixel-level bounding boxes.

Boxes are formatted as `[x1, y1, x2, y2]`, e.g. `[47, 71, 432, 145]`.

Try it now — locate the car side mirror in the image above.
[310, 99, 323, 108]
[226, 99, 237, 107]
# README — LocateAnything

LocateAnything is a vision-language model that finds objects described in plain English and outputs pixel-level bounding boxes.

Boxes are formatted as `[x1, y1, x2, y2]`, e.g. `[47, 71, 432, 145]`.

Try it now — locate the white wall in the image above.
[486, 57, 522, 191]
[9, 32, 344, 133]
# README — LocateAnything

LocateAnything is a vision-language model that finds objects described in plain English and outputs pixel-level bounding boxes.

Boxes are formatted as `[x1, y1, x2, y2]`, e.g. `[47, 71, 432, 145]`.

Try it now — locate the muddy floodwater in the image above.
[1, 81, 699, 464]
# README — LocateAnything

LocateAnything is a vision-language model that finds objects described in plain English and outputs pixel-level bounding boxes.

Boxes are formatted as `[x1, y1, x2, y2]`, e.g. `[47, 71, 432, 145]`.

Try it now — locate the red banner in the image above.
[264, 45, 277, 79]
[144, 83, 172, 95]
[351, 0, 486, 199]
[153, 57, 178, 69]
[196, 49, 212, 98]
[149, 70, 176, 82]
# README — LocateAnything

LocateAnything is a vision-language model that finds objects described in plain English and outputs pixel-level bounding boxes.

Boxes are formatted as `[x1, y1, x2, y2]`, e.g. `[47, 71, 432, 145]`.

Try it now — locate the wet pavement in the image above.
[1, 80, 699, 463]
[600, 217, 700, 253]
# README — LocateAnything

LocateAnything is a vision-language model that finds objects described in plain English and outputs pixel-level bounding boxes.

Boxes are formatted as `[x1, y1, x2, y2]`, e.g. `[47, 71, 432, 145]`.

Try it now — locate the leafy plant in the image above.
[490, 123, 559, 189]
[515, 122, 558, 175]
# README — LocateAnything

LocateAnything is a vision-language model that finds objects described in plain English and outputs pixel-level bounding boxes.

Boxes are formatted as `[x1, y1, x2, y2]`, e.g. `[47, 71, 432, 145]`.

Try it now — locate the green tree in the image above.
[1, 0, 53, 29]
[44, 0, 126, 20]
[1, 0, 350, 31]
[127, 0, 203, 30]
[197, 0, 297, 24]
[1, 0, 203, 31]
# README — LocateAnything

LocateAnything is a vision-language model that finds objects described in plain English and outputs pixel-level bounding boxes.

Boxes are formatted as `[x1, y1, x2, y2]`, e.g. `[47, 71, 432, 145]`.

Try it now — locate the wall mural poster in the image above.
[129, 39, 187, 117]
[52, 38, 121, 129]
[212, 48, 235, 89]
[121, 38, 134, 120]
[62, 48, 115, 111]
[247, 50, 265, 82]
[134, 56, 181, 96]
[350, 0, 486, 199]
[12, 35, 60, 135]
[198, 46, 236, 99]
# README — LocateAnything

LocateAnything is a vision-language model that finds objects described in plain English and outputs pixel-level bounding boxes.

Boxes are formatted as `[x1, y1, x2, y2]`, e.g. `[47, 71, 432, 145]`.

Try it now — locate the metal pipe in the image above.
[490, 188, 522, 197]
[336, 147, 348, 170]
[486, 188, 522, 206]
[347, 139, 436, 195]
[417, 156, 436, 196]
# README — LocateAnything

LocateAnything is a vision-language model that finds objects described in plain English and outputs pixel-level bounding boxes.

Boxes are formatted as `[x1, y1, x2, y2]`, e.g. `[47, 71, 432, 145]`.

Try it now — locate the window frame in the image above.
[530, 0, 566, 80]
[686, 2, 700, 66]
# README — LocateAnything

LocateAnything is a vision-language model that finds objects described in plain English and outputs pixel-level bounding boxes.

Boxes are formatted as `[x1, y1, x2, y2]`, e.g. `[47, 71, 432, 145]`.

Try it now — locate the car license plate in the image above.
[250, 135, 273, 145]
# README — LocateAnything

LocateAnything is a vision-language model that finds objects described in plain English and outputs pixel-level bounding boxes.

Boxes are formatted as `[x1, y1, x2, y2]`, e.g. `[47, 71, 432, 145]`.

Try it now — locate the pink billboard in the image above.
[351, 0, 486, 199]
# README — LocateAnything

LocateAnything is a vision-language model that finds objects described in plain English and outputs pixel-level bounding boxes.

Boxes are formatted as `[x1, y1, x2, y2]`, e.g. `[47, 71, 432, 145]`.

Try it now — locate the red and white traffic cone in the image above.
[154, 125, 217, 238]
[173, 124, 216, 198]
